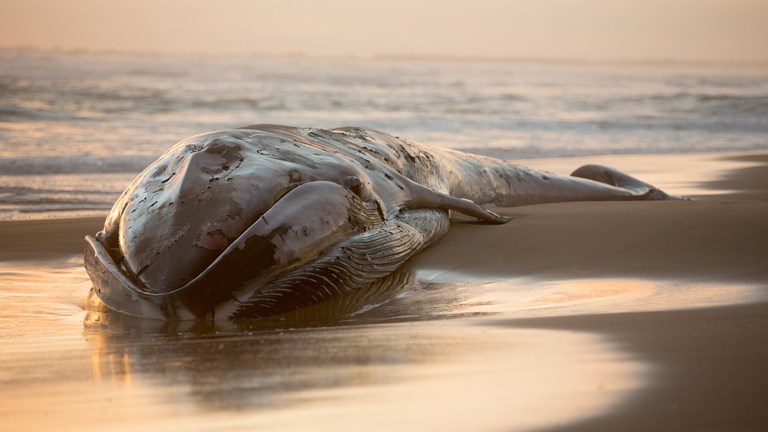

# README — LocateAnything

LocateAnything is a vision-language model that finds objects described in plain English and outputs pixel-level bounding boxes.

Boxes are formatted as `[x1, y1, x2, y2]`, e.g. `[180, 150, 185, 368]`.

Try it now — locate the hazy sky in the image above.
[1, 0, 767, 62]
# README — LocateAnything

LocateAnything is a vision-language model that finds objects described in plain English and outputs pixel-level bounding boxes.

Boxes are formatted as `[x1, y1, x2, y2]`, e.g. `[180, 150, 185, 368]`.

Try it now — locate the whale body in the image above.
[84, 125, 677, 320]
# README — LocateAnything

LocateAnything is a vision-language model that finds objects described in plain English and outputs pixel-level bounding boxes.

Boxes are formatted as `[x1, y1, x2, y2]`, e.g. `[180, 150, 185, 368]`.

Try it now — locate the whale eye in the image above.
[345, 176, 363, 195]
[288, 169, 302, 183]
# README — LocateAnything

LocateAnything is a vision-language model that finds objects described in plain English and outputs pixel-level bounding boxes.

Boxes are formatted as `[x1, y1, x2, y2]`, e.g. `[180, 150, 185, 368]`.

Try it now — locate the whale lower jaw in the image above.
[85, 208, 450, 321]
[85, 235, 177, 320]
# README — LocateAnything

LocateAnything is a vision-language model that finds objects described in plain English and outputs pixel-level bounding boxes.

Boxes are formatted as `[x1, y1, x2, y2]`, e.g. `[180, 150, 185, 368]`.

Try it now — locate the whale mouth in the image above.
[85, 181, 384, 319]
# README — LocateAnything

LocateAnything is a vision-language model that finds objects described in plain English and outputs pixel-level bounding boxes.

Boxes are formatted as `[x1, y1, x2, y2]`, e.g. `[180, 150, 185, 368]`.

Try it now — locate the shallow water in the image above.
[2, 254, 765, 431]
[0, 258, 643, 432]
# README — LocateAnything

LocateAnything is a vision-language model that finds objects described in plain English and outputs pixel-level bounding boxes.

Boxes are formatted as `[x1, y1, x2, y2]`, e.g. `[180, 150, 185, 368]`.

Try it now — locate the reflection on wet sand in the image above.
[6, 255, 767, 431]
[2, 260, 647, 432]
[84, 310, 645, 431]
[81, 269, 499, 415]
[82, 271, 437, 412]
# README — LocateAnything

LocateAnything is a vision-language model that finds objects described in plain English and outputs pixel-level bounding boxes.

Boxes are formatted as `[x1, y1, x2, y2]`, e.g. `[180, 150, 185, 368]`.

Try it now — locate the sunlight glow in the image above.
[1, 0, 767, 62]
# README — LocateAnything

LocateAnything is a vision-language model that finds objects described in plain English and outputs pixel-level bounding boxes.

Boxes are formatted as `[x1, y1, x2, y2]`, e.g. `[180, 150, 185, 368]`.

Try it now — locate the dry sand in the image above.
[1, 151, 767, 431]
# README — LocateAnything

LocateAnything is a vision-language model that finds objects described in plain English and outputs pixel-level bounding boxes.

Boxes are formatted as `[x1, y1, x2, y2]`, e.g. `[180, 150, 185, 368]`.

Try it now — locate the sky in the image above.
[1, 0, 767, 62]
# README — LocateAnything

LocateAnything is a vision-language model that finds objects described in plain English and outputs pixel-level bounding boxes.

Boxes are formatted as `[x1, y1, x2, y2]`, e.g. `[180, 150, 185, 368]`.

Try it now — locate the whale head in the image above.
[84, 128, 395, 319]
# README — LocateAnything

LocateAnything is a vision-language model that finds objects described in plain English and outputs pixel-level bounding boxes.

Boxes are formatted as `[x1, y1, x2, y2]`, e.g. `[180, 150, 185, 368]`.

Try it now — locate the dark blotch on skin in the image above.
[180, 230, 282, 317]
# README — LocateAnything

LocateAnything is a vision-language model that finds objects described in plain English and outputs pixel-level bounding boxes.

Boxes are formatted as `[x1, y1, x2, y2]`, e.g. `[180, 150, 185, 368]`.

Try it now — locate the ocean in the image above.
[1, 49, 767, 220]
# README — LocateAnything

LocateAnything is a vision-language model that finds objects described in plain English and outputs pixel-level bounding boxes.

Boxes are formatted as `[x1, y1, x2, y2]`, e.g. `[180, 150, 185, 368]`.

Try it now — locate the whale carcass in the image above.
[84, 125, 678, 320]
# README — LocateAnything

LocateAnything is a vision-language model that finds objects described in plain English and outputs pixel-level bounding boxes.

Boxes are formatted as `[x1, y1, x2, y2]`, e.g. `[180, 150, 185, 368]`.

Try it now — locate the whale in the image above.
[84, 124, 678, 320]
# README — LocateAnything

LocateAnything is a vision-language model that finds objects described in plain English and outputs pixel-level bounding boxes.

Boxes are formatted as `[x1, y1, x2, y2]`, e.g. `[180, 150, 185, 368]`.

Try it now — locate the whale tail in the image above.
[570, 164, 685, 201]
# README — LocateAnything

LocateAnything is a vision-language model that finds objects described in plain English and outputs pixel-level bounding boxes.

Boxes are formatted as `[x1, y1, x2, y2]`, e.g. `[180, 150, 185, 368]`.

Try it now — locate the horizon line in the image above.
[2, 45, 768, 68]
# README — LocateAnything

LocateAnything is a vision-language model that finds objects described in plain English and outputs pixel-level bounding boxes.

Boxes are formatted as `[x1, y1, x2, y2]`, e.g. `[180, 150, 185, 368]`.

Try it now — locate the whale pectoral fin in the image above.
[401, 181, 510, 224]
[436, 195, 512, 224]
[229, 209, 451, 319]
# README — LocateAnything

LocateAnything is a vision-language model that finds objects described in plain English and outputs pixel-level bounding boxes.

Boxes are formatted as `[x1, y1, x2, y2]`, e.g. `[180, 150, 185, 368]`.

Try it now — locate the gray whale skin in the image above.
[84, 125, 678, 320]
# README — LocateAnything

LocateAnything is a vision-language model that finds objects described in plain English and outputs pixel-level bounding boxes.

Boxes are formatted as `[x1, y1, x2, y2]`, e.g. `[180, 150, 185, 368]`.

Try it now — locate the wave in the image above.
[0, 94, 527, 121]
[459, 142, 768, 160]
[3, 92, 763, 124]
[625, 92, 768, 117]
[0, 155, 155, 175]
[0, 192, 112, 205]
[0, 104, 73, 121]
[123, 68, 189, 78]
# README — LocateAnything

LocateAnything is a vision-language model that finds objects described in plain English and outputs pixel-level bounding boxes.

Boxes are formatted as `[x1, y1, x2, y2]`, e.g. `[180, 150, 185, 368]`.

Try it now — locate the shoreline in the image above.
[0, 216, 103, 261]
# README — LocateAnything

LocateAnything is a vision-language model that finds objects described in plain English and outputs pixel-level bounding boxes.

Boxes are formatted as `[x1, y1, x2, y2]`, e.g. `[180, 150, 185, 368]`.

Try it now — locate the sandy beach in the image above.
[1, 151, 767, 431]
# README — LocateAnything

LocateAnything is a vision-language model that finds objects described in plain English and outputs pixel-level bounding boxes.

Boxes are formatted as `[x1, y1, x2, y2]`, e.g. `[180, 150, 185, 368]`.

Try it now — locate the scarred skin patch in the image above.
[196, 216, 245, 252]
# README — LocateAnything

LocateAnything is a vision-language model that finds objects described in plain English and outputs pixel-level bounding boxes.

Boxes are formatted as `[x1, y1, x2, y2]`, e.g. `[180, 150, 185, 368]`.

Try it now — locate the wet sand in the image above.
[1, 151, 767, 431]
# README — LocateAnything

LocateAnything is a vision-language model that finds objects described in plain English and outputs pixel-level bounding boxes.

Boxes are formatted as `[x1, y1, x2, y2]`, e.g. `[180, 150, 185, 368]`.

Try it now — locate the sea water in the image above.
[1, 49, 767, 219]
